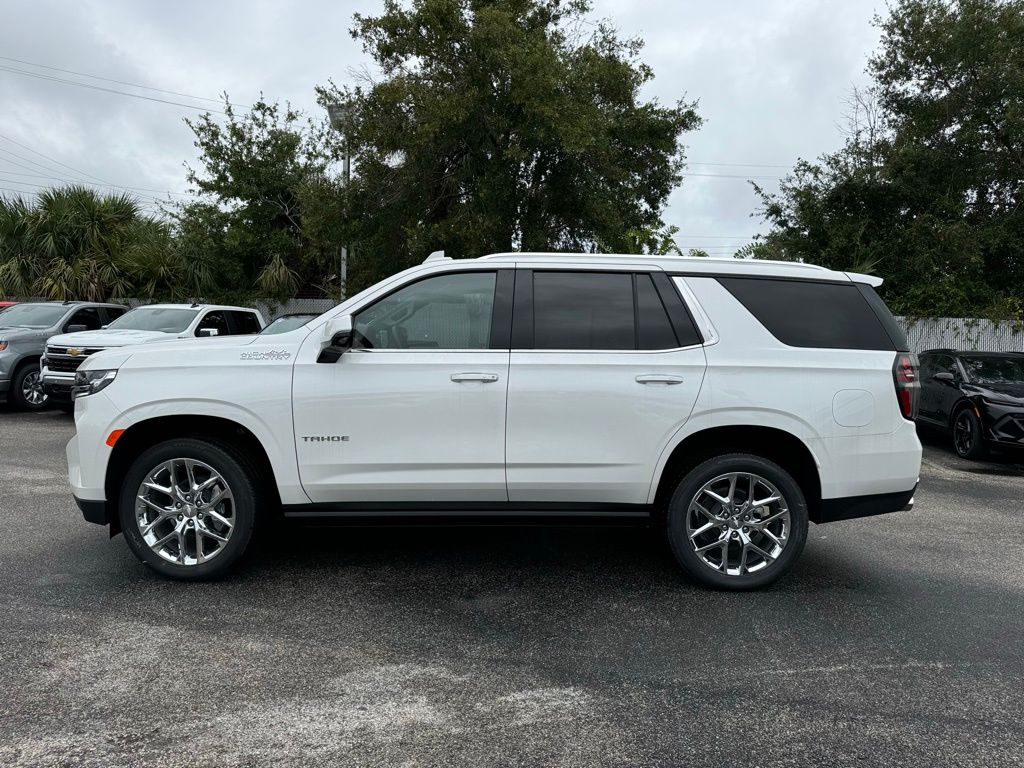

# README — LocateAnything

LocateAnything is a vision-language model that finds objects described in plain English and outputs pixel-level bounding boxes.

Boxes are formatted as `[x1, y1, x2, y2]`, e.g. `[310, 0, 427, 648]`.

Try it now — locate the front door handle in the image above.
[451, 372, 500, 383]
[636, 374, 684, 385]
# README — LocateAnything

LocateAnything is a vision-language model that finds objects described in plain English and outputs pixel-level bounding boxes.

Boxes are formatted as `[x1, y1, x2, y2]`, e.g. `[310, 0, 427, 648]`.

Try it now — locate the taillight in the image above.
[893, 353, 919, 420]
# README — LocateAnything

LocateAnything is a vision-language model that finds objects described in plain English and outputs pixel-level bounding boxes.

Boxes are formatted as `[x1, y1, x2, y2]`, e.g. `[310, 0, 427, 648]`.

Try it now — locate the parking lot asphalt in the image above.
[0, 409, 1022, 768]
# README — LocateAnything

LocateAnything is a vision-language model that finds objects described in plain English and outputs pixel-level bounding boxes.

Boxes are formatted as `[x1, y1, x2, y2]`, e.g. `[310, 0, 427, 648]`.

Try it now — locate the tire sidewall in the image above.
[952, 407, 985, 460]
[119, 439, 257, 580]
[667, 454, 809, 590]
[11, 362, 47, 411]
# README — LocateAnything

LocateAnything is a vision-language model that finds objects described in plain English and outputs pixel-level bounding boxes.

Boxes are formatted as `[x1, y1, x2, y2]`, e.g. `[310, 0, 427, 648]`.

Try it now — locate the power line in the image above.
[0, 171, 188, 201]
[0, 55, 240, 107]
[0, 134, 189, 200]
[683, 171, 783, 180]
[0, 132, 121, 186]
[688, 161, 791, 169]
[0, 64, 230, 114]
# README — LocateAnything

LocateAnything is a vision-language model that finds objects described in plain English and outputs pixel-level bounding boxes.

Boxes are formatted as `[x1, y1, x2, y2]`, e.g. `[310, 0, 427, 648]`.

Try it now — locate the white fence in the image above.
[895, 317, 1024, 354]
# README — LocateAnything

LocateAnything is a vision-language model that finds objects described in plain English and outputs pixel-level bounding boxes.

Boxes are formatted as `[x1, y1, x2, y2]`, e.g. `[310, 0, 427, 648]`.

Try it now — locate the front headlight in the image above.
[0, 340, 8, 352]
[72, 369, 117, 400]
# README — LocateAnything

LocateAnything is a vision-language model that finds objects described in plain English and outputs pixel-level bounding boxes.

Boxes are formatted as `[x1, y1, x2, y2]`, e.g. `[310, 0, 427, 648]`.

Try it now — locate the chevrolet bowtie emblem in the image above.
[67, 348, 83, 357]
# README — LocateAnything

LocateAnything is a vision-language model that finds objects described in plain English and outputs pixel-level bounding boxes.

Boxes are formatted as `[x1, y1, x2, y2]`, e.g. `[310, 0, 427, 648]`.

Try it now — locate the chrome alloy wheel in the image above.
[686, 472, 791, 577]
[22, 370, 47, 407]
[135, 458, 235, 566]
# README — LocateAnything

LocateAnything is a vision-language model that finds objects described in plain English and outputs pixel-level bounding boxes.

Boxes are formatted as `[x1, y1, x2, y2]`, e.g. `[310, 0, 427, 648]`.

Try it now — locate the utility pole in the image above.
[326, 103, 351, 302]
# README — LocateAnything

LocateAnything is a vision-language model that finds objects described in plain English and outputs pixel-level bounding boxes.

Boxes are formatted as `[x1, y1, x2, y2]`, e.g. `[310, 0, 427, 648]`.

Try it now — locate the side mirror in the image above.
[198, 328, 219, 337]
[933, 371, 955, 384]
[318, 315, 353, 363]
[66, 324, 88, 333]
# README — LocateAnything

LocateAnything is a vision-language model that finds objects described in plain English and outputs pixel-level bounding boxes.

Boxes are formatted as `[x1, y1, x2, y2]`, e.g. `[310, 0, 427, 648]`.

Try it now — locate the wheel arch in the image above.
[651, 425, 823, 523]
[105, 414, 281, 534]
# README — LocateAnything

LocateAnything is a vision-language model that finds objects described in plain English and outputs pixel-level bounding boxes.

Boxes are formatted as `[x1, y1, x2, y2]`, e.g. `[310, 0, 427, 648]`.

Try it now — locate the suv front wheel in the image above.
[666, 454, 808, 590]
[119, 438, 262, 580]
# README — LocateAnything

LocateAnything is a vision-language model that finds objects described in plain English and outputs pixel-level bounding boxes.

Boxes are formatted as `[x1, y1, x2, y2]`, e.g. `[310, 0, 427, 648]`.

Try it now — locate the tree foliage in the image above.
[754, 0, 1024, 319]
[0, 186, 201, 301]
[318, 0, 699, 291]
[175, 100, 345, 301]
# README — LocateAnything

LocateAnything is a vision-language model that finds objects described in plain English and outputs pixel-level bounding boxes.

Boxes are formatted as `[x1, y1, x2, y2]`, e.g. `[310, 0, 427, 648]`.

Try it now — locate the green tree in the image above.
[175, 100, 345, 301]
[0, 186, 188, 301]
[318, 0, 700, 292]
[754, 0, 1024, 319]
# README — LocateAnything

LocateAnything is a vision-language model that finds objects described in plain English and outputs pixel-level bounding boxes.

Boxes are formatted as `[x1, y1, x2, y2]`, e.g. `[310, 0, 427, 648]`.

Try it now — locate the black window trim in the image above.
[513, 267, 705, 353]
[349, 267, 513, 352]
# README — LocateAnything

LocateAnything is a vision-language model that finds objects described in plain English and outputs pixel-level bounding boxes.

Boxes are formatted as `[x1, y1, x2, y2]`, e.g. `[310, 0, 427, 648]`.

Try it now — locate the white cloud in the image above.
[0, 0, 883, 251]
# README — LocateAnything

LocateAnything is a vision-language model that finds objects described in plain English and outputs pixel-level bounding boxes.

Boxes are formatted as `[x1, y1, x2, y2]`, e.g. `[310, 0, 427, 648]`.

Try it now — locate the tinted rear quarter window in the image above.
[717, 277, 897, 351]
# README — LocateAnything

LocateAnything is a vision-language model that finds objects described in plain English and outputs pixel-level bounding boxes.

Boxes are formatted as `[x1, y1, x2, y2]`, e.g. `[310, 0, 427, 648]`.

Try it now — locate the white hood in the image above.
[47, 329, 181, 349]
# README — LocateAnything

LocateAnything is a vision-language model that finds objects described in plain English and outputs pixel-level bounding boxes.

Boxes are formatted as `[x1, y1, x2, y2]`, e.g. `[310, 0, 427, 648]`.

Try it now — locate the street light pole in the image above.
[327, 103, 351, 302]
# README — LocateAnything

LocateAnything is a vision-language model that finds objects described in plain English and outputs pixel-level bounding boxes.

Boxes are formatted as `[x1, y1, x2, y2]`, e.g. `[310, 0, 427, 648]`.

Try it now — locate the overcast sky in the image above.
[0, 0, 884, 255]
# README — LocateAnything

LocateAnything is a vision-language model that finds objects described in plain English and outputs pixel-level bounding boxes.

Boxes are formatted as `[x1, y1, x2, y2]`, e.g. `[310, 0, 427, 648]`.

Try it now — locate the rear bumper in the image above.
[813, 484, 917, 524]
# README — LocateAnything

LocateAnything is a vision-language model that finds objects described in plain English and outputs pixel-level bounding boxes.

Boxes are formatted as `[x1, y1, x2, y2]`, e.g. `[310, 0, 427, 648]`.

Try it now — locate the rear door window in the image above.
[716, 277, 897, 351]
[533, 272, 634, 350]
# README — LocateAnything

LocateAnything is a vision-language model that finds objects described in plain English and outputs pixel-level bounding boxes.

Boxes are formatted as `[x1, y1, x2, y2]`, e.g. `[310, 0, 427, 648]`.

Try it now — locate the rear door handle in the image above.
[450, 373, 500, 383]
[635, 374, 684, 385]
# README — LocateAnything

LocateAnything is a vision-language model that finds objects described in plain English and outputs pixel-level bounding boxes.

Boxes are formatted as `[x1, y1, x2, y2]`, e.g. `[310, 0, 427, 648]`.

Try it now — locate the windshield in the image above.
[0, 303, 68, 329]
[106, 307, 198, 334]
[260, 315, 316, 335]
[961, 356, 1024, 385]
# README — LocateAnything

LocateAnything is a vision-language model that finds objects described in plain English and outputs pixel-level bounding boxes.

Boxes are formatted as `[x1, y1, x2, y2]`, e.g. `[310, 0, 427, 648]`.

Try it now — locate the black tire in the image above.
[9, 362, 48, 411]
[666, 454, 809, 590]
[952, 406, 987, 460]
[119, 438, 263, 580]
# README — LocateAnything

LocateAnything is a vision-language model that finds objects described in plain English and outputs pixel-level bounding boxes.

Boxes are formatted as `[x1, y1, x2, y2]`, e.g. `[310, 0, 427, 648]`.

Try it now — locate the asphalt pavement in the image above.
[1, 408, 1022, 767]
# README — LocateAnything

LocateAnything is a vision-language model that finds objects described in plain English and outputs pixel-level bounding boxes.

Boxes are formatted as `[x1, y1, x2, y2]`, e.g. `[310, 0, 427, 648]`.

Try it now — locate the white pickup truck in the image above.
[42, 304, 264, 408]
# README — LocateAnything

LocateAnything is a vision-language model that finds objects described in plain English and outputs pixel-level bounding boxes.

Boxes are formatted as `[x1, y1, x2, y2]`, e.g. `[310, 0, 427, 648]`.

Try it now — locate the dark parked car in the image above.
[917, 349, 1024, 459]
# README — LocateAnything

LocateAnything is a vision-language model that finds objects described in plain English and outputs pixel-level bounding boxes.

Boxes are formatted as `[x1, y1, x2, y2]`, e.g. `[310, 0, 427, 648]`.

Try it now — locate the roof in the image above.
[16, 300, 126, 308]
[471, 252, 882, 286]
[135, 303, 260, 312]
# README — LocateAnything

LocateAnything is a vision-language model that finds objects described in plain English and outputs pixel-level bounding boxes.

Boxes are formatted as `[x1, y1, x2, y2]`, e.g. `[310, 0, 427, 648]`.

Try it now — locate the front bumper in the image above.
[982, 402, 1024, 448]
[74, 495, 112, 525]
[41, 368, 75, 402]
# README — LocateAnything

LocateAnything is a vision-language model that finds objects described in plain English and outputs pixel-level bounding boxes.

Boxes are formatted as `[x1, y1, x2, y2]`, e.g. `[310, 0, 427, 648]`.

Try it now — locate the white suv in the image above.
[66, 253, 922, 589]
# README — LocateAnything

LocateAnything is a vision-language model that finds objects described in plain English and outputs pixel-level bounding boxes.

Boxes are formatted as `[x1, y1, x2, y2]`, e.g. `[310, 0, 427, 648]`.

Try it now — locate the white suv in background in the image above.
[42, 304, 264, 408]
[65, 253, 921, 589]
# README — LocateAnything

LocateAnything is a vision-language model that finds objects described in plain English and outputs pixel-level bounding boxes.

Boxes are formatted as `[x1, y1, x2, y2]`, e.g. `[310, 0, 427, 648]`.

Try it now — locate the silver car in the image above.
[0, 302, 127, 411]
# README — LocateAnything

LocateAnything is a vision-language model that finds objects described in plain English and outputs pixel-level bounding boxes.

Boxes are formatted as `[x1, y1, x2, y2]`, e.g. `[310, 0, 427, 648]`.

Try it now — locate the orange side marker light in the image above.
[106, 429, 125, 447]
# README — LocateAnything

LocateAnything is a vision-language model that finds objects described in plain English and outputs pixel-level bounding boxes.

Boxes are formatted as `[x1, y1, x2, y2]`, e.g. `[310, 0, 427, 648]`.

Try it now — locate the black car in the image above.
[917, 349, 1024, 459]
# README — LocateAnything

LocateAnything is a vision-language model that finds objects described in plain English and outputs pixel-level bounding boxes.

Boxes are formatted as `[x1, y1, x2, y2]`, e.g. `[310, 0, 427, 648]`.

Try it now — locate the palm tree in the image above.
[0, 185, 203, 301]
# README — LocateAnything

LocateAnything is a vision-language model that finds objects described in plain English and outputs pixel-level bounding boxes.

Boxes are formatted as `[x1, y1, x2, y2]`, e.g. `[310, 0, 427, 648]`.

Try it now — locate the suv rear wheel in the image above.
[666, 454, 808, 590]
[119, 438, 261, 580]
